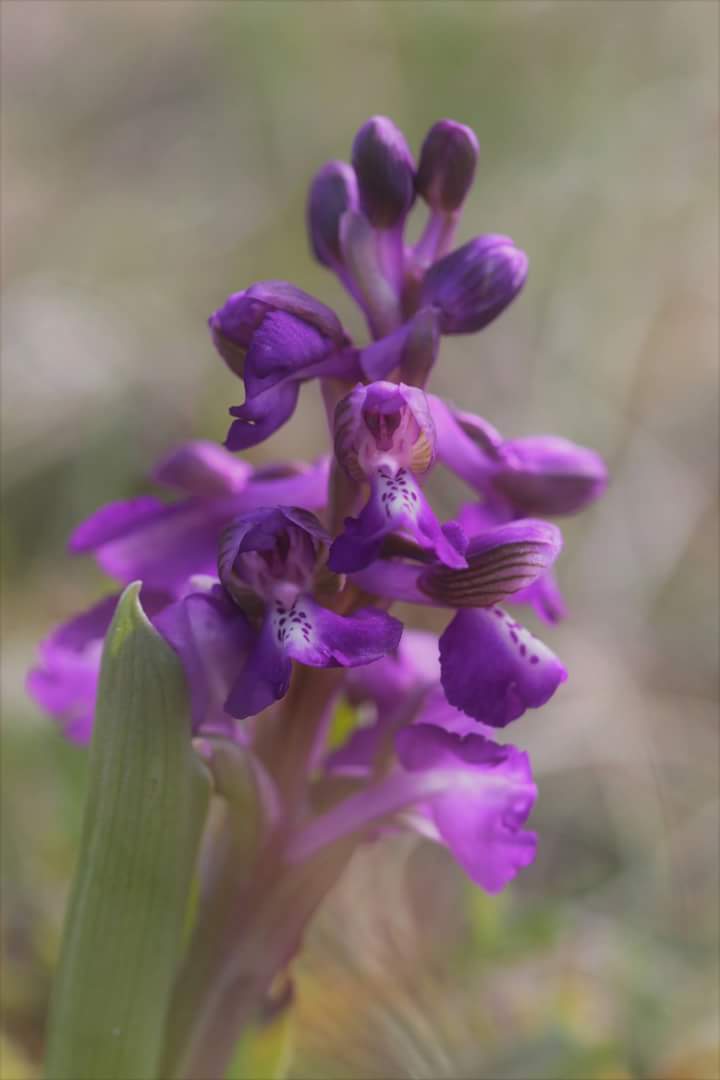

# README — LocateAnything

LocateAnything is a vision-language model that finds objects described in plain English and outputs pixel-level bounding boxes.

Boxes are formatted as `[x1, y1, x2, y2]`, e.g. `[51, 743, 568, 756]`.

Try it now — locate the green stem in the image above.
[162, 803, 356, 1080]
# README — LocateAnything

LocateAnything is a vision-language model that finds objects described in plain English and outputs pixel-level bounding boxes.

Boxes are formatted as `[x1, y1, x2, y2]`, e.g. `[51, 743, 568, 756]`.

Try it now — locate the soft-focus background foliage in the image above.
[2, 2, 718, 1078]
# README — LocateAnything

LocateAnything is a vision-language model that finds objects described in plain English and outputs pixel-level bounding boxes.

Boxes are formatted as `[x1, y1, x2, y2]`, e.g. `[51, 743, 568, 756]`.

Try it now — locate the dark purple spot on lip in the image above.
[510, 631, 518, 643]
[530, 655, 539, 664]
[520, 644, 527, 656]
[493, 608, 504, 618]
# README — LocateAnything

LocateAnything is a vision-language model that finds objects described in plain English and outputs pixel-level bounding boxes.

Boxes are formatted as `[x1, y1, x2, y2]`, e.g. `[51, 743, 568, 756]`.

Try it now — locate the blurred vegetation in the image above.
[1, 2, 718, 1078]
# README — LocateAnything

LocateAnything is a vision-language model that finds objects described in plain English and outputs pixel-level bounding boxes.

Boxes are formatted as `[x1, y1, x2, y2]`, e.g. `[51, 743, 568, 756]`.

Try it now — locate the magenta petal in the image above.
[346, 629, 440, 710]
[244, 311, 330, 391]
[224, 614, 293, 720]
[152, 441, 253, 496]
[26, 589, 171, 743]
[281, 596, 403, 669]
[94, 499, 237, 590]
[69, 498, 165, 553]
[26, 595, 118, 743]
[440, 607, 567, 726]
[396, 724, 537, 892]
[329, 470, 466, 574]
[493, 435, 608, 516]
[154, 585, 252, 734]
[512, 568, 568, 625]
[226, 381, 301, 452]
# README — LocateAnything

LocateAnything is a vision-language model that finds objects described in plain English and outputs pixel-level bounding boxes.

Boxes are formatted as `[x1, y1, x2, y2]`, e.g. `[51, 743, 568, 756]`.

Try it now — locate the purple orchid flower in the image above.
[430, 397, 607, 622]
[209, 281, 360, 450]
[309, 630, 537, 891]
[68, 440, 329, 593]
[329, 381, 466, 573]
[217, 506, 403, 719]
[296, 722, 537, 894]
[349, 518, 568, 726]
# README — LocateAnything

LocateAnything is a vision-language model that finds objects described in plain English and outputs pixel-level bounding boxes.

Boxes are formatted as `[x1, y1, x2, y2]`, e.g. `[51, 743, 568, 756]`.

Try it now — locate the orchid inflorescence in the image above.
[29, 115, 606, 1066]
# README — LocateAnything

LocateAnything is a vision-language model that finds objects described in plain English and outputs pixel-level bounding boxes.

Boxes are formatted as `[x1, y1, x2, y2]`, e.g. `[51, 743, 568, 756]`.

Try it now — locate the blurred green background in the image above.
[2, 2, 718, 1078]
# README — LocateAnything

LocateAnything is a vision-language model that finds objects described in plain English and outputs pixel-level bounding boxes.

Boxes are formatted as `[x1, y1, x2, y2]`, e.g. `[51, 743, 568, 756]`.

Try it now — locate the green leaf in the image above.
[45, 583, 211, 1080]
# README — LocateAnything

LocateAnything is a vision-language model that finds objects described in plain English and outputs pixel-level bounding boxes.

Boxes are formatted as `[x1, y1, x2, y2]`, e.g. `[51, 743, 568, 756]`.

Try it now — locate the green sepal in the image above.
[44, 583, 211, 1080]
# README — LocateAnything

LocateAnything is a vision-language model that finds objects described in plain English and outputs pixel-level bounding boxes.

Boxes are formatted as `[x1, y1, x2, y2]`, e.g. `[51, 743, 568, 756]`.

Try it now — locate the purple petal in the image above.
[439, 607, 567, 727]
[244, 311, 331, 393]
[348, 558, 429, 605]
[26, 589, 170, 743]
[246, 457, 329, 510]
[88, 498, 238, 590]
[279, 596, 403, 669]
[224, 613, 292, 720]
[226, 381, 301, 451]
[396, 724, 537, 891]
[511, 568, 568, 625]
[345, 629, 440, 709]
[428, 394, 503, 491]
[328, 469, 466, 574]
[415, 684, 495, 739]
[419, 518, 562, 608]
[154, 584, 252, 734]
[245, 281, 347, 344]
[69, 497, 165, 554]
[492, 435, 609, 516]
[152, 441, 253, 496]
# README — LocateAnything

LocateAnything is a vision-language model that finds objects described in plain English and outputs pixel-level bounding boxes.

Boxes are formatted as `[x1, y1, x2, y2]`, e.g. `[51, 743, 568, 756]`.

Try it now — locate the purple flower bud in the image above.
[351, 116, 415, 229]
[307, 161, 358, 268]
[416, 119, 479, 213]
[421, 235, 528, 334]
[333, 381, 435, 482]
[492, 436, 609, 516]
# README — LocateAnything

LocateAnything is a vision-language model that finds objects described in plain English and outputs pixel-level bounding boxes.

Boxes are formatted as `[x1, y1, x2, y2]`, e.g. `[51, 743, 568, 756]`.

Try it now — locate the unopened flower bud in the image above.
[421, 235, 528, 334]
[416, 119, 479, 213]
[307, 161, 358, 268]
[352, 116, 415, 229]
[492, 436, 608, 516]
[334, 381, 435, 482]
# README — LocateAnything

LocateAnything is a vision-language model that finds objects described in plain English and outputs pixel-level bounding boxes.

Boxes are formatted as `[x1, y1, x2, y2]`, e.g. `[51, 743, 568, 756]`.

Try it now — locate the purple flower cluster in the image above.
[28, 116, 606, 893]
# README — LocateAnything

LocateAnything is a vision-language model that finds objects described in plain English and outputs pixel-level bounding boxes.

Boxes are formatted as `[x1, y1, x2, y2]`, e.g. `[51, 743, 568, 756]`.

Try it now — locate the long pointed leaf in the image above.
[45, 583, 211, 1080]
